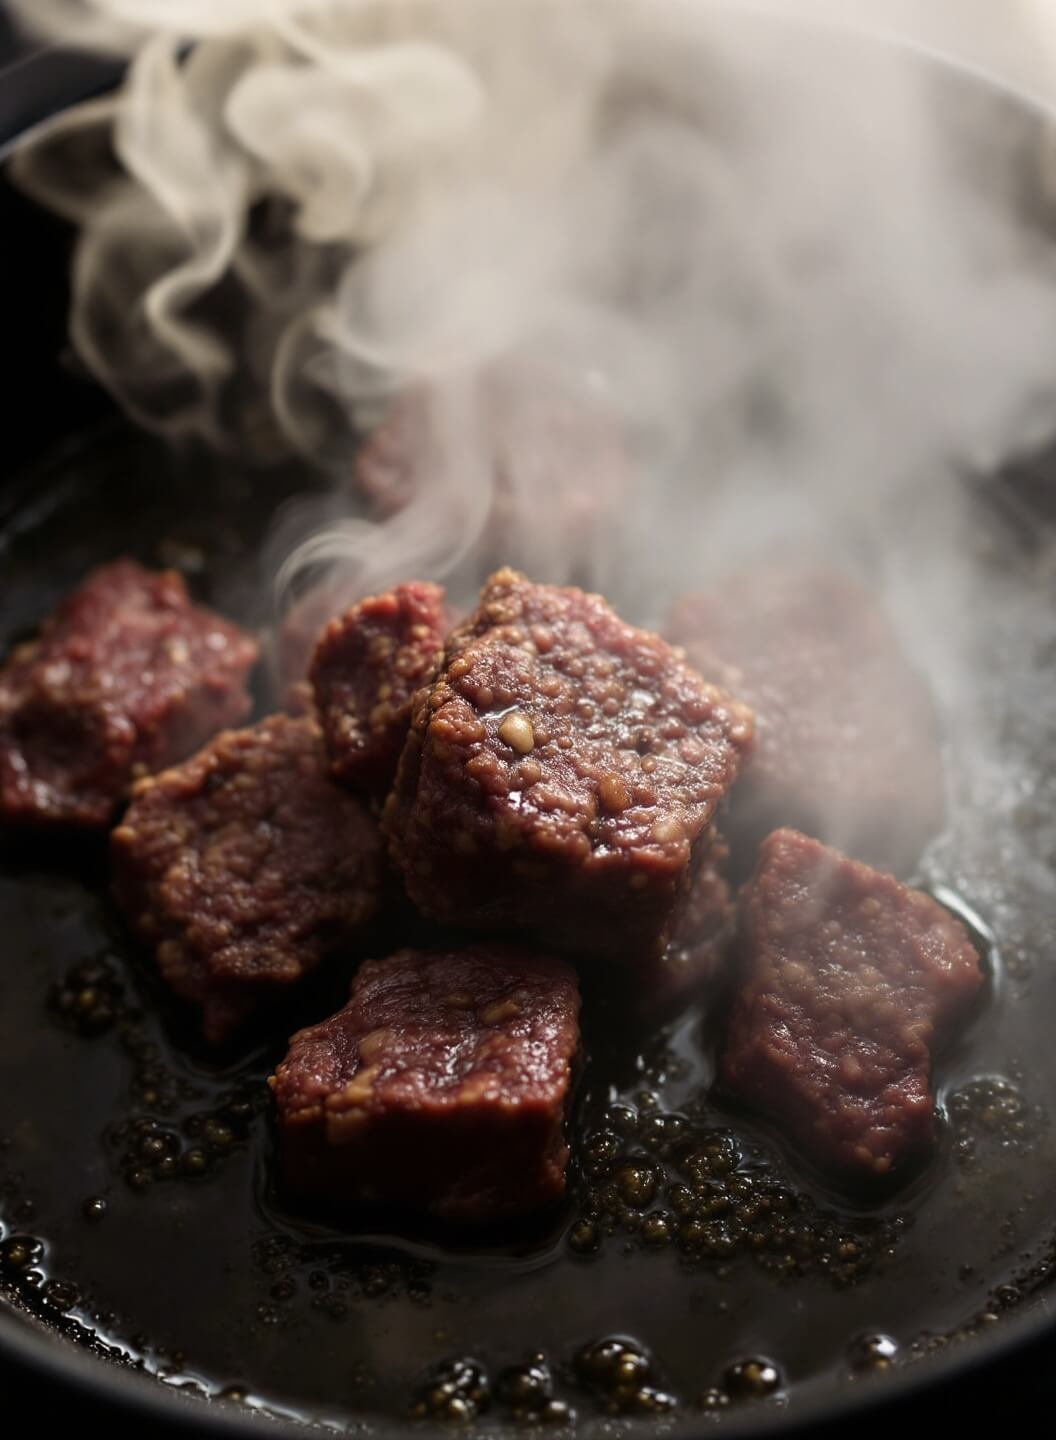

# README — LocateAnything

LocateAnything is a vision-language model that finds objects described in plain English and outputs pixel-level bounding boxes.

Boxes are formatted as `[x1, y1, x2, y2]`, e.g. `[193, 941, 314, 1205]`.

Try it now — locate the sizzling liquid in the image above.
[1, 424, 1055, 1429]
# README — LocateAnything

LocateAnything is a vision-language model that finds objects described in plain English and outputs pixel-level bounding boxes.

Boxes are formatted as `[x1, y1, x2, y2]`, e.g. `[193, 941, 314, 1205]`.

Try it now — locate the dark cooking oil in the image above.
[1, 852, 1051, 1427]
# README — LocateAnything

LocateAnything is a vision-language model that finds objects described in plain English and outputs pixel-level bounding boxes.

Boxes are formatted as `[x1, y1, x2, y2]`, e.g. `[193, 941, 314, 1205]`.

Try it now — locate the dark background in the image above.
[0, 7, 1054, 1435]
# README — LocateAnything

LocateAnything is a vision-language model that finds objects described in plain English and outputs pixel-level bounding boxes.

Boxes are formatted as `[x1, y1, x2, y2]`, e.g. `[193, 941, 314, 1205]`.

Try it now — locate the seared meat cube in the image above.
[354, 359, 631, 565]
[111, 715, 383, 1045]
[596, 839, 734, 1022]
[310, 582, 447, 792]
[721, 828, 983, 1181]
[667, 565, 944, 875]
[0, 559, 257, 829]
[384, 569, 753, 967]
[655, 836, 734, 1007]
[270, 945, 580, 1223]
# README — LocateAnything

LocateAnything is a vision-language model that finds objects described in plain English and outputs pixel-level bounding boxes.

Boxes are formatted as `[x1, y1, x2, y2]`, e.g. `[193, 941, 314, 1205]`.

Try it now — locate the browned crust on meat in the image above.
[111, 714, 383, 1044]
[0, 559, 258, 829]
[383, 568, 753, 966]
[309, 582, 447, 792]
[270, 945, 580, 1222]
[721, 828, 983, 1181]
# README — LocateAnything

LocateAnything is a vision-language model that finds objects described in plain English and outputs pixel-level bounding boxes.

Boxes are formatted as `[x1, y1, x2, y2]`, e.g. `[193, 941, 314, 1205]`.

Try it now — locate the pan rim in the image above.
[2, 1284, 1054, 1437]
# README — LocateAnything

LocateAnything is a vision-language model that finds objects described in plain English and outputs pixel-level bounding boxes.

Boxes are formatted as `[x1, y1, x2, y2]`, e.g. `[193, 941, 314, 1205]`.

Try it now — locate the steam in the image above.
[8, 3, 1056, 785]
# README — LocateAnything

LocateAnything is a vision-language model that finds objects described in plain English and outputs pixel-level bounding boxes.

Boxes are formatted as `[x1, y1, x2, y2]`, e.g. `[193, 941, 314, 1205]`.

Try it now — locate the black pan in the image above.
[2, 31, 1056, 1440]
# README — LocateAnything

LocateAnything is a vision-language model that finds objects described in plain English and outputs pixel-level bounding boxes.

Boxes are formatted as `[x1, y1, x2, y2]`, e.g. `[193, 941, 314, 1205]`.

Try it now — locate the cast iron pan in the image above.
[2, 35, 1056, 1440]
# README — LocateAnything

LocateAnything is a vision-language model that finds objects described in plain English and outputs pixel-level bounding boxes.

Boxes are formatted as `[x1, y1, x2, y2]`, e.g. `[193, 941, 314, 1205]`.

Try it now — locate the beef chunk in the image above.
[0, 560, 258, 829]
[111, 714, 383, 1045]
[655, 837, 733, 1007]
[384, 569, 753, 966]
[353, 360, 631, 563]
[595, 838, 734, 1021]
[721, 828, 983, 1181]
[270, 945, 580, 1223]
[666, 565, 944, 875]
[310, 582, 447, 792]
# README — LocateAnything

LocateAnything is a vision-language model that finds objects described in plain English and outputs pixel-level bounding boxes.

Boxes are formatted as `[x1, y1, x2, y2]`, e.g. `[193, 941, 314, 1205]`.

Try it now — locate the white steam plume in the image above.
[8, 1, 1056, 629]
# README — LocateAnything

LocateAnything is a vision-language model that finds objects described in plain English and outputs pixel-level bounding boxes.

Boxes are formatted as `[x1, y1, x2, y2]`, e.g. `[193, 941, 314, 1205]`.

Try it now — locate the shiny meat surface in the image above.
[310, 582, 447, 792]
[271, 944, 580, 1222]
[666, 565, 944, 875]
[111, 714, 383, 1045]
[0, 559, 257, 828]
[383, 568, 753, 966]
[722, 828, 983, 1181]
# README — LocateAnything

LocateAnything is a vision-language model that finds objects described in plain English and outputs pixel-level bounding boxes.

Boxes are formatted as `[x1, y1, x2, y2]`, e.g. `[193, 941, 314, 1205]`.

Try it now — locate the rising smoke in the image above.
[7, 2, 1056, 675]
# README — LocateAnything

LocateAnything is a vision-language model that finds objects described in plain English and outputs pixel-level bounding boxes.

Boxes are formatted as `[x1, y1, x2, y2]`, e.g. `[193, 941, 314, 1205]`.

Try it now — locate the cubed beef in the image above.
[655, 837, 734, 1007]
[666, 565, 944, 876]
[111, 714, 383, 1045]
[353, 359, 631, 563]
[270, 945, 580, 1223]
[309, 582, 447, 792]
[0, 560, 258, 829]
[721, 828, 983, 1181]
[384, 569, 753, 966]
